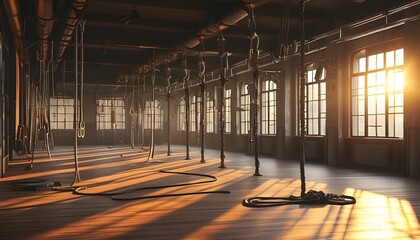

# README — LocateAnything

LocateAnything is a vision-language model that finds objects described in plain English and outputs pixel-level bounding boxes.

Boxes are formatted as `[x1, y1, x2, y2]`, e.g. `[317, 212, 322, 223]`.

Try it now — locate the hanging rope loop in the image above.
[218, 29, 230, 81]
[77, 19, 86, 139]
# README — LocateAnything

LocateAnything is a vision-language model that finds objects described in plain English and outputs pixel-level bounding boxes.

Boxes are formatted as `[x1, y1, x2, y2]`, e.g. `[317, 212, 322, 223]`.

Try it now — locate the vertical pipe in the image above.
[299, 0, 307, 197]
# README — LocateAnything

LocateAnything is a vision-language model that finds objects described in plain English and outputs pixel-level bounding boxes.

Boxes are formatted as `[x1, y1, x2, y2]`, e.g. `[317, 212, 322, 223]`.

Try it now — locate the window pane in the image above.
[359, 57, 366, 73]
[396, 48, 404, 66]
[386, 51, 394, 67]
[395, 114, 404, 138]
[368, 55, 376, 71]
[305, 69, 325, 136]
[377, 53, 384, 69]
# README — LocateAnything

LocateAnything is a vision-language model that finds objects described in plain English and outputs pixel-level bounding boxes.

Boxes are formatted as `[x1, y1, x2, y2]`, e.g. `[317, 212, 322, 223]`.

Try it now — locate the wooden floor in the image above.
[1, 145, 420, 240]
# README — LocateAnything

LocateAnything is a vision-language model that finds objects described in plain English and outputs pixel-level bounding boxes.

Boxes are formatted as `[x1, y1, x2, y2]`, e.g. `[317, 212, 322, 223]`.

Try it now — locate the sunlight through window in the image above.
[351, 48, 404, 138]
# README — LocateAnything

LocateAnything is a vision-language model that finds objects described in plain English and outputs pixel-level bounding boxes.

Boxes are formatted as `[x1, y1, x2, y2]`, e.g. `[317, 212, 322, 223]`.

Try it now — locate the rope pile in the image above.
[243, 190, 356, 207]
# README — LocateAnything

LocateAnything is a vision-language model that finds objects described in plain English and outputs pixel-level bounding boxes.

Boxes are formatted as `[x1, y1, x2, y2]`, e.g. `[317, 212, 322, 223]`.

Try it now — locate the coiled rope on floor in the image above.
[243, 190, 356, 207]
[72, 170, 230, 200]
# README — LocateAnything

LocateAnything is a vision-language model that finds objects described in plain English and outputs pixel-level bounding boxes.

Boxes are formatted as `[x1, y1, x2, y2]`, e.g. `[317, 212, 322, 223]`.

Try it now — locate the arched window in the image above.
[305, 66, 326, 135]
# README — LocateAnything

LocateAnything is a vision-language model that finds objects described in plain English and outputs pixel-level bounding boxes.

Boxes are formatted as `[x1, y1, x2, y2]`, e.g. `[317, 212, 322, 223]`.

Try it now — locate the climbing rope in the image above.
[72, 170, 230, 200]
[247, 3, 262, 176]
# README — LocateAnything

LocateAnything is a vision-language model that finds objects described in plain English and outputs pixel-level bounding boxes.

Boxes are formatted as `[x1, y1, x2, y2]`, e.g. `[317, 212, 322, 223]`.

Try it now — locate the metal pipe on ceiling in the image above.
[56, 0, 90, 62]
[36, 0, 54, 60]
[2, 0, 22, 38]
[144, 0, 272, 73]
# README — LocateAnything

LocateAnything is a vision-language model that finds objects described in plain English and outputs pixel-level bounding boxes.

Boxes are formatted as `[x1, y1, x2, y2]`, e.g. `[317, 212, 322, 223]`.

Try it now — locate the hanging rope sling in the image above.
[129, 77, 136, 149]
[77, 20, 86, 140]
[242, 0, 355, 207]
[71, 21, 82, 187]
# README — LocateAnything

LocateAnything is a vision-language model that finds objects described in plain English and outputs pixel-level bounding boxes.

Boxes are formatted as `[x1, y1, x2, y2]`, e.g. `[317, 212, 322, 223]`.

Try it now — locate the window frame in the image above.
[49, 97, 75, 130]
[205, 91, 215, 133]
[190, 95, 197, 132]
[144, 99, 163, 130]
[261, 78, 277, 135]
[239, 82, 251, 135]
[96, 97, 126, 130]
[304, 66, 326, 136]
[178, 98, 186, 131]
[351, 45, 404, 138]
[225, 88, 232, 134]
